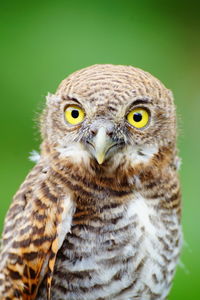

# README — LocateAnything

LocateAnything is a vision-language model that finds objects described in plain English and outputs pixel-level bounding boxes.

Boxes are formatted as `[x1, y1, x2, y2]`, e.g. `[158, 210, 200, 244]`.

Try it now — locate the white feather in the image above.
[57, 195, 75, 249]
[29, 150, 41, 163]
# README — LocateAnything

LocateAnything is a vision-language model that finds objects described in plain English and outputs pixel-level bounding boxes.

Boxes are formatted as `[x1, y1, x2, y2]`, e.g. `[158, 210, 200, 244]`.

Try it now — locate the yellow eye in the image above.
[64, 105, 85, 125]
[127, 108, 149, 128]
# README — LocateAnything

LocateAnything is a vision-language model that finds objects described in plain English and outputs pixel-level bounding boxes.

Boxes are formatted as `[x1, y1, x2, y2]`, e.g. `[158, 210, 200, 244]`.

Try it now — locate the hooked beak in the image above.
[88, 127, 116, 165]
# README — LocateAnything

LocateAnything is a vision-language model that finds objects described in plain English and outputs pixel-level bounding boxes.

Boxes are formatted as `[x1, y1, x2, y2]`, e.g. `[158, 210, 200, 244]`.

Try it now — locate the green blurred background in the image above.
[0, 0, 199, 298]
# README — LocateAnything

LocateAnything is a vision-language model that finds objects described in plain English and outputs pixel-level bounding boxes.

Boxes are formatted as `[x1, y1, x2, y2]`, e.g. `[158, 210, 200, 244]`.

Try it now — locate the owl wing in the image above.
[0, 161, 74, 300]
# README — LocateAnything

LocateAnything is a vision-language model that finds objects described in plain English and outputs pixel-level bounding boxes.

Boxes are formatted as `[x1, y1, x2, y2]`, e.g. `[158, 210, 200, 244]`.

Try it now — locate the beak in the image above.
[90, 127, 115, 165]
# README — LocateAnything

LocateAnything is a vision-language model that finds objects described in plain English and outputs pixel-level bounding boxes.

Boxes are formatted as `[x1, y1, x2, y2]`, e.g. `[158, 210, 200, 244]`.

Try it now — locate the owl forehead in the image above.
[56, 65, 173, 111]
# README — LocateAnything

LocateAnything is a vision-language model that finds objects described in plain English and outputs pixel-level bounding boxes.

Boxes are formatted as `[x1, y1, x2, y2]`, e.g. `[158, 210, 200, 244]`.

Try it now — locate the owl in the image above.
[0, 64, 182, 300]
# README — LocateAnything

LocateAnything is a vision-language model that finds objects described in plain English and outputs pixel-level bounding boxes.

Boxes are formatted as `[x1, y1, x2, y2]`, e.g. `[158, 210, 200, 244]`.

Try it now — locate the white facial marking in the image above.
[56, 143, 91, 165]
[109, 143, 158, 173]
[129, 144, 158, 164]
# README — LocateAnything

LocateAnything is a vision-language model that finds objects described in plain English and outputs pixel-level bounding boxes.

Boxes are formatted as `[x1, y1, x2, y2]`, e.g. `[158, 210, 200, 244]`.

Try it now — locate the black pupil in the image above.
[71, 110, 79, 118]
[133, 112, 142, 122]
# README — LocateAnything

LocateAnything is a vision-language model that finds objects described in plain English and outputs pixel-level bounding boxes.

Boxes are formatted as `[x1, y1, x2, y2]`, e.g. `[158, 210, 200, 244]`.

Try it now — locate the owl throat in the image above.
[42, 140, 175, 206]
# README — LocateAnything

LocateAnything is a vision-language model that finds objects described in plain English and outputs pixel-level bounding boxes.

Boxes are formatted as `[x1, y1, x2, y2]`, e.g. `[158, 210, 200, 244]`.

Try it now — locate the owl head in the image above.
[41, 64, 177, 176]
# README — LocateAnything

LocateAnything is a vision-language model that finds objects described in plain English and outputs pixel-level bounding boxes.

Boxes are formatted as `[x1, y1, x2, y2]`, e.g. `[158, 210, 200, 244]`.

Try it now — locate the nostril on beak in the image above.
[90, 129, 97, 136]
[106, 129, 114, 137]
[90, 127, 113, 138]
[90, 120, 115, 138]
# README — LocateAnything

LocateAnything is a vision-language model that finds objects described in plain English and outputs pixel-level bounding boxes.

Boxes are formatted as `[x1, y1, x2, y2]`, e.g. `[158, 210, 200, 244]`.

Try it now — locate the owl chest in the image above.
[46, 195, 181, 300]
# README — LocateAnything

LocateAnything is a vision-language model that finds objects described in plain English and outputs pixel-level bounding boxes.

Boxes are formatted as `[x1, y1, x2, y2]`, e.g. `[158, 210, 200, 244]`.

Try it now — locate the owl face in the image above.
[42, 65, 176, 171]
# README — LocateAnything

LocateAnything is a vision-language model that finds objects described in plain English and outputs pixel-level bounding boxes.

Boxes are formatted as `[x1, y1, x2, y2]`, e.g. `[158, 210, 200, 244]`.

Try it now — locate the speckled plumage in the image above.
[0, 64, 182, 300]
